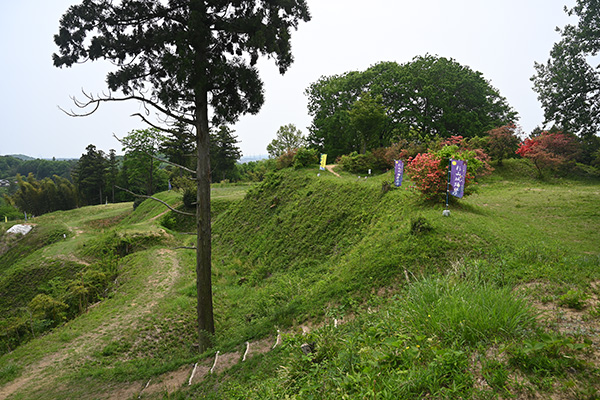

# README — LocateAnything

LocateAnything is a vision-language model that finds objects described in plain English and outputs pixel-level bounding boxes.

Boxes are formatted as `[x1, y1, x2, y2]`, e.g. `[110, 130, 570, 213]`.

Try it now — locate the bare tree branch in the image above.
[151, 153, 196, 174]
[113, 133, 196, 174]
[115, 185, 195, 216]
[131, 112, 173, 132]
[175, 246, 197, 250]
[58, 90, 195, 126]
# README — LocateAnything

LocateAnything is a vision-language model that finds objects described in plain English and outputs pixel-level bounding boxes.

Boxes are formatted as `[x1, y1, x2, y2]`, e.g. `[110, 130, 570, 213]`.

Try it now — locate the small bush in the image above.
[182, 188, 196, 208]
[133, 197, 145, 210]
[276, 150, 297, 169]
[293, 148, 319, 168]
[410, 216, 433, 235]
[338, 151, 388, 174]
[406, 152, 446, 200]
[558, 289, 588, 310]
[516, 131, 580, 177]
[407, 137, 493, 200]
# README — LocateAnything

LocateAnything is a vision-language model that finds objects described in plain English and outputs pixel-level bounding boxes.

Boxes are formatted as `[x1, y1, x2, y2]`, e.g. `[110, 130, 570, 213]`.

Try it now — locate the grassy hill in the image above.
[0, 160, 599, 399]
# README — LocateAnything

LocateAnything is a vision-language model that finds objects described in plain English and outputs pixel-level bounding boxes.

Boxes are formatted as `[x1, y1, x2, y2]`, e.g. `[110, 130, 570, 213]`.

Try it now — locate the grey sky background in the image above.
[0, 1, 575, 159]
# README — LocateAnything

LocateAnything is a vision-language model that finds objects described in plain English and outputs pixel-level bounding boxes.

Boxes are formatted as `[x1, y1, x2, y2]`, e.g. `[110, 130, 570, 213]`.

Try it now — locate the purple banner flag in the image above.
[394, 160, 404, 187]
[450, 159, 467, 198]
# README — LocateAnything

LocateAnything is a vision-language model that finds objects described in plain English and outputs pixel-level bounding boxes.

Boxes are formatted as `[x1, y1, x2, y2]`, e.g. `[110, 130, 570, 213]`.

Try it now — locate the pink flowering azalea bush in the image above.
[407, 136, 493, 200]
[406, 153, 447, 200]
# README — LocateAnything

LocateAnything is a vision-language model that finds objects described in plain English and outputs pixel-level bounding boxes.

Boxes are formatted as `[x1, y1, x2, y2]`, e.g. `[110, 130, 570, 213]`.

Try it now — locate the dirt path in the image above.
[325, 164, 340, 177]
[0, 249, 181, 400]
[1, 245, 341, 399]
[149, 202, 183, 222]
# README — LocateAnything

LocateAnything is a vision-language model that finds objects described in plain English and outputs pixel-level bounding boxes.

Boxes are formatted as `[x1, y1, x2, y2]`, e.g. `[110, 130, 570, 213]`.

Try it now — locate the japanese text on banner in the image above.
[320, 154, 327, 171]
[394, 160, 404, 187]
[450, 159, 467, 198]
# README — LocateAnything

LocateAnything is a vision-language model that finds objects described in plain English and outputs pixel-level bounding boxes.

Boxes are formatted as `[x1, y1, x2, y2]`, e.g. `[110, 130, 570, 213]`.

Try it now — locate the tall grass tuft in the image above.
[402, 277, 537, 346]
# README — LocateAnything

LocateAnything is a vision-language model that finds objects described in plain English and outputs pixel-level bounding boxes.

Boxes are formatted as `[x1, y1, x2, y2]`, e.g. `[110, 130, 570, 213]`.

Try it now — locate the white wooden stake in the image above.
[210, 351, 220, 374]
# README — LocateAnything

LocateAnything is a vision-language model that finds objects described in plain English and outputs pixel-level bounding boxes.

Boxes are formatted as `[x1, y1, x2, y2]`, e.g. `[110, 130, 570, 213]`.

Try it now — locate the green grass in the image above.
[184, 275, 597, 399]
[1, 161, 599, 399]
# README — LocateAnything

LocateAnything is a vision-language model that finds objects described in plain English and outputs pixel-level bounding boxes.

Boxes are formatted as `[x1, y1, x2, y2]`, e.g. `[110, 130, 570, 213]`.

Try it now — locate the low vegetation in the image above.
[0, 159, 598, 399]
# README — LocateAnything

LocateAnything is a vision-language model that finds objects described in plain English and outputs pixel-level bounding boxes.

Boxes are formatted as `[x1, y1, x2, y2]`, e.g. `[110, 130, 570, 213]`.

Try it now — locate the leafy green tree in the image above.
[532, 0, 600, 141]
[9, 173, 77, 215]
[348, 92, 388, 154]
[15, 159, 76, 181]
[306, 56, 516, 158]
[0, 156, 23, 179]
[54, 0, 310, 351]
[305, 71, 366, 158]
[397, 56, 516, 139]
[160, 122, 196, 179]
[121, 128, 166, 196]
[267, 124, 306, 158]
[72, 145, 108, 205]
[210, 126, 242, 182]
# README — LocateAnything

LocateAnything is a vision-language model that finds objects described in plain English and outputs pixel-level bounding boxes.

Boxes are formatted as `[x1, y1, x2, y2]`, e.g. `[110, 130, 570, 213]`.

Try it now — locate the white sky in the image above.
[0, 0, 575, 159]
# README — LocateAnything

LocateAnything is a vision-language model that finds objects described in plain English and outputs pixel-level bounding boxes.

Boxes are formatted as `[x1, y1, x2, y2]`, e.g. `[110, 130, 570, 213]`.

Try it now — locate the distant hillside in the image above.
[239, 154, 268, 163]
[6, 154, 34, 161]
[0, 155, 77, 180]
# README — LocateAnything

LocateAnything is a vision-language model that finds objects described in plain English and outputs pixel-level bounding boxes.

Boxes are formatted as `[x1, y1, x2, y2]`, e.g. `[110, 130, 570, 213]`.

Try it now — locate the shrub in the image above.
[293, 148, 319, 168]
[406, 136, 494, 200]
[406, 152, 446, 200]
[486, 124, 522, 165]
[276, 149, 296, 169]
[0, 205, 22, 221]
[373, 141, 429, 169]
[237, 158, 277, 182]
[516, 131, 580, 177]
[338, 151, 388, 174]
[133, 197, 145, 210]
[182, 188, 196, 208]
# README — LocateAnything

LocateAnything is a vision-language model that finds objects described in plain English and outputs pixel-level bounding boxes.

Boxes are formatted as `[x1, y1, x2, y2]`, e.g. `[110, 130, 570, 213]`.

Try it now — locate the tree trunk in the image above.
[149, 155, 154, 195]
[195, 88, 215, 352]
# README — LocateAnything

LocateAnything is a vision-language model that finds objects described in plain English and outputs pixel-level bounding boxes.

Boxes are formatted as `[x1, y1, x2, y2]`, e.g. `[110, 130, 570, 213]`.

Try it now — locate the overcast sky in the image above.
[0, 1, 575, 159]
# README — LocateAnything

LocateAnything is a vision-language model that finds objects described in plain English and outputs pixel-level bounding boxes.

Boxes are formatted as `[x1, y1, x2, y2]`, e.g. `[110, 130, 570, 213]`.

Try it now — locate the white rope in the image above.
[210, 351, 220, 374]
[242, 341, 250, 362]
[188, 363, 198, 386]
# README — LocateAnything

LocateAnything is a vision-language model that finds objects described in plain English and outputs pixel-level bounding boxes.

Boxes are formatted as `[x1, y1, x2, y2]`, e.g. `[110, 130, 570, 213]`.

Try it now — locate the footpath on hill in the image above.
[325, 164, 340, 177]
[0, 248, 181, 400]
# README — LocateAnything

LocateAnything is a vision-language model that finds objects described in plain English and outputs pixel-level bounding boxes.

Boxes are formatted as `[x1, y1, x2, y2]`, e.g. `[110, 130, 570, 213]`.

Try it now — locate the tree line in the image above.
[2, 125, 260, 218]
[304, 55, 517, 160]
[0, 156, 76, 181]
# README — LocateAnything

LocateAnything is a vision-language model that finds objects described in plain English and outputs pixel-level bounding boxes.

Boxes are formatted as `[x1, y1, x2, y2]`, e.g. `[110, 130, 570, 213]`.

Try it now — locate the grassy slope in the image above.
[0, 161, 599, 399]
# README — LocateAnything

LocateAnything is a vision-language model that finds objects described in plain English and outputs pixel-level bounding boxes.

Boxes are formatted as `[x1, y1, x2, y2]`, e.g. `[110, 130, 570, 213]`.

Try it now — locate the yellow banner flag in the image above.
[320, 154, 327, 171]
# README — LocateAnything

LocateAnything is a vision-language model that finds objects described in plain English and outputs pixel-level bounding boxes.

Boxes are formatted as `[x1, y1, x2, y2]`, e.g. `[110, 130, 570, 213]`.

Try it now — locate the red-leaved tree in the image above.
[516, 131, 580, 176]
[487, 124, 522, 165]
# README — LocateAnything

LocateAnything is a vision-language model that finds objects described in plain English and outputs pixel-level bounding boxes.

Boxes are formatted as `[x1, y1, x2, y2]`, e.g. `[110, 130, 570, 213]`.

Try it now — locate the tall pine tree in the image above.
[210, 126, 242, 182]
[54, 0, 310, 351]
[73, 144, 108, 206]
